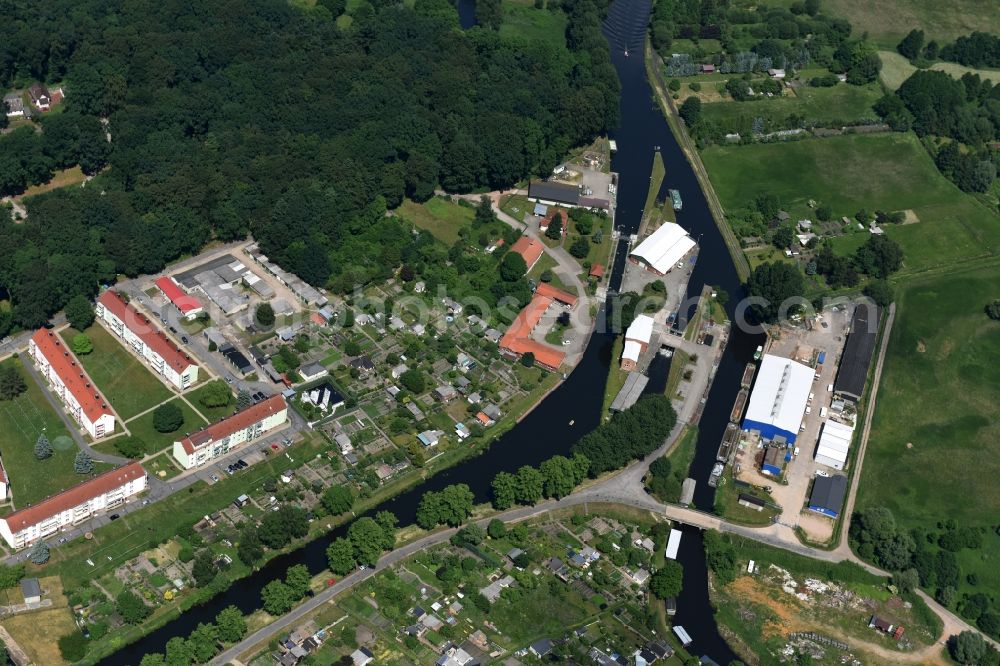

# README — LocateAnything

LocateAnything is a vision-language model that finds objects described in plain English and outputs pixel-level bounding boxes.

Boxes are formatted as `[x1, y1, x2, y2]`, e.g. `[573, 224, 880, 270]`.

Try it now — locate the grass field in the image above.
[499, 0, 567, 44]
[397, 197, 475, 245]
[62, 325, 174, 421]
[184, 381, 235, 424]
[857, 264, 1000, 597]
[17, 166, 87, 200]
[824, 0, 1000, 49]
[0, 359, 112, 510]
[123, 397, 207, 455]
[878, 50, 1000, 90]
[2, 576, 76, 665]
[699, 83, 882, 134]
[144, 451, 183, 479]
[701, 132, 1000, 275]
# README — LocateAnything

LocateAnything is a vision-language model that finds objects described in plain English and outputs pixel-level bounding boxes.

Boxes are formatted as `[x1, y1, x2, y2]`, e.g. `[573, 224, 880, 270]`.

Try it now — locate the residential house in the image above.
[529, 638, 553, 658]
[406, 402, 426, 420]
[434, 385, 458, 402]
[417, 430, 444, 447]
[350, 647, 374, 666]
[298, 362, 328, 382]
[3, 93, 25, 118]
[454, 423, 471, 440]
[334, 433, 353, 454]
[28, 84, 50, 110]
[391, 363, 408, 379]
[350, 356, 375, 375]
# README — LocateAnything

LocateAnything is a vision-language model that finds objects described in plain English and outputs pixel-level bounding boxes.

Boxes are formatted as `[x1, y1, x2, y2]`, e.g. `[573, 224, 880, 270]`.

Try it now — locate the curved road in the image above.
[214, 295, 995, 664]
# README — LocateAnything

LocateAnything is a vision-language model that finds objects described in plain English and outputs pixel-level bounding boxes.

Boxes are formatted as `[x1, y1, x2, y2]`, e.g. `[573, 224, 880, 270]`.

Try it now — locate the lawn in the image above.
[2, 577, 77, 666]
[17, 166, 87, 200]
[526, 252, 576, 295]
[499, 0, 567, 44]
[123, 397, 208, 455]
[63, 325, 174, 421]
[823, 0, 1000, 49]
[878, 50, 1000, 90]
[857, 264, 1000, 597]
[0, 358, 111, 510]
[144, 451, 183, 480]
[185, 380, 235, 424]
[397, 197, 475, 245]
[701, 132, 1000, 275]
[698, 83, 882, 134]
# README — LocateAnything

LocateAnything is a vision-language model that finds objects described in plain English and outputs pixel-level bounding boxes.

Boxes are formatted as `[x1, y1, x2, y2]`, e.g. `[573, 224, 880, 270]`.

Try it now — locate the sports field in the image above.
[62, 325, 174, 420]
[858, 264, 1000, 596]
[0, 359, 110, 509]
[699, 83, 882, 134]
[701, 132, 1000, 275]
[824, 0, 1000, 49]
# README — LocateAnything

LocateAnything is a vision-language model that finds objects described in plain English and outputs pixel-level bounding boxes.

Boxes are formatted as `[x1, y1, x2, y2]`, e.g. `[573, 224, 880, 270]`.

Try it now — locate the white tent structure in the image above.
[742, 354, 813, 444]
[622, 340, 643, 365]
[814, 419, 854, 470]
[629, 222, 696, 275]
[625, 314, 654, 344]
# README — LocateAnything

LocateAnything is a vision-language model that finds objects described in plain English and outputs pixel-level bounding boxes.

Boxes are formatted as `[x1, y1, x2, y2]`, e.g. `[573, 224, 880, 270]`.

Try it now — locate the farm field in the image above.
[857, 264, 1000, 597]
[397, 197, 475, 245]
[62, 325, 174, 421]
[700, 133, 1000, 275]
[879, 50, 1000, 90]
[698, 83, 882, 134]
[824, 0, 1000, 49]
[0, 359, 111, 510]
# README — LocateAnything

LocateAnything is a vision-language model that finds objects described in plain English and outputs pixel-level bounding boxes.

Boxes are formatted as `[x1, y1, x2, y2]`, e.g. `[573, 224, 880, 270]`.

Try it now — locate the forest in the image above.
[0, 0, 619, 334]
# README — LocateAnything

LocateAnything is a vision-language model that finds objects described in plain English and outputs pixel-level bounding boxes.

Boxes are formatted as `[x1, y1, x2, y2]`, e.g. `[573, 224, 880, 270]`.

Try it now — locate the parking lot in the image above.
[734, 304, 854, 541]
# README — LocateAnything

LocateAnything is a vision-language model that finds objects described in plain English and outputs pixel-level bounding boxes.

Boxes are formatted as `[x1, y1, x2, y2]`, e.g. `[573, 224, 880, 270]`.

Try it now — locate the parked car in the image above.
[109, 514, 120, 521]
[815, 470, 830, 478]
[181, 335, 189, 344]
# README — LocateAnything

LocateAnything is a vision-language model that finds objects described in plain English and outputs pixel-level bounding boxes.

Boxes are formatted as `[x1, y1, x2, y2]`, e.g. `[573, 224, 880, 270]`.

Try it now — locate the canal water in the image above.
[101, 1, 758, 662]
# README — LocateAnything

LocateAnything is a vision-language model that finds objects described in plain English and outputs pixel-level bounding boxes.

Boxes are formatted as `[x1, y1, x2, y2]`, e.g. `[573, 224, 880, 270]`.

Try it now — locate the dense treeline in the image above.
[940, 32, 1000, 69]
[875, 69, 1000, 193]
[572, 394, 677, 474]
[0, 0, 618, 333]
[851, 506, 1000, 641]
[0, 114, 109, 195]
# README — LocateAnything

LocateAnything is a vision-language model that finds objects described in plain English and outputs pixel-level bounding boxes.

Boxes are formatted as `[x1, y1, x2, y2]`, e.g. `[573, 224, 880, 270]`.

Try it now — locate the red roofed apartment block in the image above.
[173, 395, 288, 469]
[510, 237, 545, 273]
[29, 329, 115, 439]
[0, 463, 146, 549]
[96, 290, 199, 390]
[155, 276, 204, 320]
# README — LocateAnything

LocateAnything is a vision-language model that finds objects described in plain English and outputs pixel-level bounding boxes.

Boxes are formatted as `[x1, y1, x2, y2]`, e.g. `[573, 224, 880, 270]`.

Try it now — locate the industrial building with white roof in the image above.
[621, 314, 654, 371]
[814, 419, 854, 470]
[628, 222, 696, 276]
[742, 353, 813, 445]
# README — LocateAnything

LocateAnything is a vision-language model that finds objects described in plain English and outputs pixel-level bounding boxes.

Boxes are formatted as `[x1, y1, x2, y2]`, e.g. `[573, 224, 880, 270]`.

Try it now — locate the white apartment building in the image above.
[173, 395, 288, 469]
[29, 329, 115, 439]
[96, 290, 199, 390]
[0, 463, 146, 549]
[0, 457, 8, 501]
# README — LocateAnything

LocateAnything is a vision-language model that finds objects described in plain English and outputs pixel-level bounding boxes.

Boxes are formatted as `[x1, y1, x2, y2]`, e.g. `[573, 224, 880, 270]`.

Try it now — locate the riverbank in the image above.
[643, 41, 750, 282]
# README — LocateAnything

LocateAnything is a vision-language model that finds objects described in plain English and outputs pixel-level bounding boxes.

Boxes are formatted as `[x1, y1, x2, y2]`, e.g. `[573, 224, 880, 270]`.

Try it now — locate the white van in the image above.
[820, 407, 828, 418]
[805, 406, 812, 415]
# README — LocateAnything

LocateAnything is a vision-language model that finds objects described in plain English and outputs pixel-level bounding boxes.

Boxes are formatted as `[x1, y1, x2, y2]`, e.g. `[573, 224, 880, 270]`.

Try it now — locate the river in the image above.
[100, 1, 758, 662]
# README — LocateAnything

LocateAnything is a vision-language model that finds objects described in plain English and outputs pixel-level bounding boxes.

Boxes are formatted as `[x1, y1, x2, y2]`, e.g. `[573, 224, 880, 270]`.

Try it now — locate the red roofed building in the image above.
[534, 282, 578, 308]
[589, 264, 604, 279]
[499, 294, 567, 371]
[96, 291, 199, 390]
[539, 209, 565, 236]
[0, 462, 146, 549]
[173, 395, 288, 469]
[510, 237, 545, 273]
[154, 276, 204, 320]
[29, 329, 116, 439]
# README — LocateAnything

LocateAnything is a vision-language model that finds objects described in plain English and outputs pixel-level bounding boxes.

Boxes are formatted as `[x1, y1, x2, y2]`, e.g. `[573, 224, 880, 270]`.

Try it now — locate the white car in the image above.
[815, 470, 830, 478]
[794, 446, 800, 457]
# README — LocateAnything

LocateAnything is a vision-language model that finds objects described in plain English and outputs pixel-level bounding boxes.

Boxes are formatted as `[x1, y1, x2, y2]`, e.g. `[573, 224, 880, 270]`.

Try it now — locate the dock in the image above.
[741, 361, 756, 388]
[610, 372, 649, 412]
[665, 528, 682, 560]
[679, 478, 696, 506]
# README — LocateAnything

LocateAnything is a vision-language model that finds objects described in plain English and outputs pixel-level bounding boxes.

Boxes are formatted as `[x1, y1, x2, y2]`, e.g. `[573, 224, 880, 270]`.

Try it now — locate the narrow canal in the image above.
[102, 1, 757, 661]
